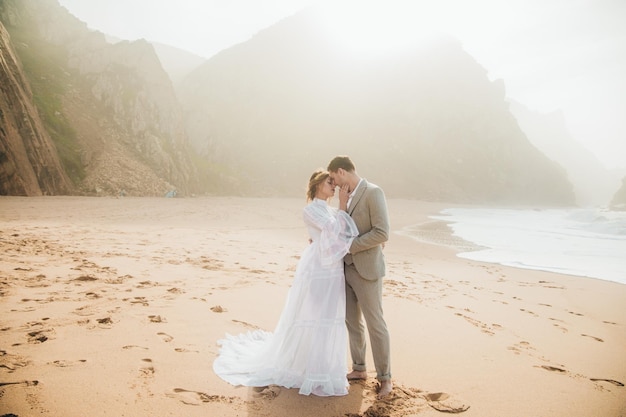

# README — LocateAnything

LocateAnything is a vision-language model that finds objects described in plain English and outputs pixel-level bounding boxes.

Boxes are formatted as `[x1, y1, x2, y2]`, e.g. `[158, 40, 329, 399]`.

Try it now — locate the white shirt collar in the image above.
[347, 178, 363, 208]
[350, 179, 363, 197]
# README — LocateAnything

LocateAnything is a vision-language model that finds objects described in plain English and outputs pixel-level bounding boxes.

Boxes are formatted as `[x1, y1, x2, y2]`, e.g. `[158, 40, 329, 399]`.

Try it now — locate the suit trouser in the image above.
[344, 262, 391, 381]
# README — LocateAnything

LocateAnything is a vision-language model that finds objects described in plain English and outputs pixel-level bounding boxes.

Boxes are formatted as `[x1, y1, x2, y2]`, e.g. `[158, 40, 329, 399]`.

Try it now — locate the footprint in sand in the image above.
[0, 380, 39, 388]
[105, 274, 133, 285]
[548, 318, 568, 333]
[140, 365, 155, 377]
[0, 351, 30, 372]
[73, 304, 98, 317]
[175, 348, 199, 353]
[12, 306, 36, 313]
[581, 334, 604, 342]
[166, 388, 237, 406]
[454, 313, 496, 336]
[537, 281, 565, 290]
[96, 317, 113, 327]
[252, 385, 281, 399]
[123, 345, 149, 350]
[520, 308, 539, 317]
[127, 296, 149, 306]
[590, 378, 624, 387]
[539, 365, 567, 373]
[507, 341, 536, 357]
[72, 275, 98, 283]
[148, 315, 166, 323]
[158, 332, 173, 342]
[354, 381, 470, 415]
[49, 359, 87, 367]
[27, 329, 53, 344]
[424, 392, 471, 413]
[232, 319, 260, 330]
[199, 257, 224, 270]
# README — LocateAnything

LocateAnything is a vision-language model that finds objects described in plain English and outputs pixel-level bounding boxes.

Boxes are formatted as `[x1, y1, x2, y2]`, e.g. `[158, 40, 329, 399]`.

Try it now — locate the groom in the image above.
[327, 155, 393, 399]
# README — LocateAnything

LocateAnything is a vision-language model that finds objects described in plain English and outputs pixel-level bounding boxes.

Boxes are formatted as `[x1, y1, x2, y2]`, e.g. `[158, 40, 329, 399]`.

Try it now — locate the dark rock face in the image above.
[1, 0, 202, 197]
[0, 20, 72, 195]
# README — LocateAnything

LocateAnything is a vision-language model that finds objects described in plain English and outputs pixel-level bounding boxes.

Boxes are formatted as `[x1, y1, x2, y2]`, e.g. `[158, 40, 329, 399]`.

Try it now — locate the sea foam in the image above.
[426, 207, 626, 285]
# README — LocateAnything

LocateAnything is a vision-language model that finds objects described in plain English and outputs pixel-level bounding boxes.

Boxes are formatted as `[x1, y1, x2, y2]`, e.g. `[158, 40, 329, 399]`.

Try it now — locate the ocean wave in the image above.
[416, 207, 626, 285]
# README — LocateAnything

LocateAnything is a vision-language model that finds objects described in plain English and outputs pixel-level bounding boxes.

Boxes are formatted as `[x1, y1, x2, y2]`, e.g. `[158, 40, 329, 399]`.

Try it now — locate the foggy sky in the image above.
[57, 0, 626, 170]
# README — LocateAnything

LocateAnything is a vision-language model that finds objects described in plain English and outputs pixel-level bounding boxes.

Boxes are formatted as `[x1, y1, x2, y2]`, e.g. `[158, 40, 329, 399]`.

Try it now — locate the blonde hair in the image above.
[307, 169, 329, 202]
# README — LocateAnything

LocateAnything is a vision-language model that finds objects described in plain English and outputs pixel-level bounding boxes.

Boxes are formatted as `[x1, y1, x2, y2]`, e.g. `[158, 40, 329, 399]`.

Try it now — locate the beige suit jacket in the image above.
[345, 179, 390, 281]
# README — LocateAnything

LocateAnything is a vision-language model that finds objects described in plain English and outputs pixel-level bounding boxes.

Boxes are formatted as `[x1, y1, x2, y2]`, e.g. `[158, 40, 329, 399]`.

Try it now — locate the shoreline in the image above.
[399, 204, 626, 287]
[397, 219, 488, 252]
[1, 196, 625, 416]
[399, 218, 626, 287]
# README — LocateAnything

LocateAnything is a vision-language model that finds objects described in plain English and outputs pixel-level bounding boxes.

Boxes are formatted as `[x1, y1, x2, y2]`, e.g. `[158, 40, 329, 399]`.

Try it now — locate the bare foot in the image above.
[377, 380, 393, 399]
[347, 370, 367, 380]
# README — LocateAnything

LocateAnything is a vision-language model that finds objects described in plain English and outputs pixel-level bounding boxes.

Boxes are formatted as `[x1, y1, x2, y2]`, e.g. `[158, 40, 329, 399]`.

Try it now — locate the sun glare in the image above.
[318, 0, 466, 57]
[316, 0, 517, 58]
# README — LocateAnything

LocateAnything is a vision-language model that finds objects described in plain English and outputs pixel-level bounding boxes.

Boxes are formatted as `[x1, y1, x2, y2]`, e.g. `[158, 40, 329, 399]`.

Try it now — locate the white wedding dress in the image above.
[213, 198, 358, 396]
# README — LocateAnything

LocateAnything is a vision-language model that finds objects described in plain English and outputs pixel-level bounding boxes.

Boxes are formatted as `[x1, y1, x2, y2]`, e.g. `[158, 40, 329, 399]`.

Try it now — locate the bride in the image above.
[213, 169, 358, 396]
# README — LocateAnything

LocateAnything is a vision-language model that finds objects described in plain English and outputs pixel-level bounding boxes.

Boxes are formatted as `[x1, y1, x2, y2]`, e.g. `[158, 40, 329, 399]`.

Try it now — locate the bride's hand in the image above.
[338, 184, 350, 210]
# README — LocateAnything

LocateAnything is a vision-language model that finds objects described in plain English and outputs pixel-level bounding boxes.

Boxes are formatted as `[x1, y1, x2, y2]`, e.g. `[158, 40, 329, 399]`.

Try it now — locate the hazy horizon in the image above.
[57, 0, 625, 171]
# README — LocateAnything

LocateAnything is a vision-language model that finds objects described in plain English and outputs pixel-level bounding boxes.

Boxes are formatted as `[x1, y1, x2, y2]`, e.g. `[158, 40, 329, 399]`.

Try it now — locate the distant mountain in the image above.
[509, 101, 621, 206]
[0, 0, 203, 196]
[150, 42, 206, 88]
[178, 7, 575, 204]
[1, 0, 578, 204]
[611, 176, 626, 210]
[103, 35, 207, 88]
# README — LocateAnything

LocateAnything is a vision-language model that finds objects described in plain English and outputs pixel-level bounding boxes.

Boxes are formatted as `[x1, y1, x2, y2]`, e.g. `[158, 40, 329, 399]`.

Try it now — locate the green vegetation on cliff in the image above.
[10, 26, 85, 184]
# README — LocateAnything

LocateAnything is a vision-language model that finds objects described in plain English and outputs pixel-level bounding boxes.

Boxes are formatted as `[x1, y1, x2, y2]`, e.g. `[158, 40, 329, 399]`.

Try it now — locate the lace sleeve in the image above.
[303, 203, 358, 266]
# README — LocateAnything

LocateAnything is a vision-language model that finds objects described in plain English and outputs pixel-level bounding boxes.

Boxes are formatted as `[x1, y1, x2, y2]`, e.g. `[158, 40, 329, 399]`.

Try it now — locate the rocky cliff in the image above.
[509, 101, 621, 206]
[0, 0, 203, 196]
[610, 177, 626, 210]
[0, 20, 73, 195]
[179, 8, 575, 204]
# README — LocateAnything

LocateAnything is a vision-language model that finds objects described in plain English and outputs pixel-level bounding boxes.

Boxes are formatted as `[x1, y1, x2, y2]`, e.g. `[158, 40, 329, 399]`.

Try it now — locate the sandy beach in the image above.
[1, 196, 624, 417]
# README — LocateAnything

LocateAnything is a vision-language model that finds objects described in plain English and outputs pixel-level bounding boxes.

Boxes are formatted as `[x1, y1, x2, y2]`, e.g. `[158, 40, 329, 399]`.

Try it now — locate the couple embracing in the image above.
[213, 155, 393, 399]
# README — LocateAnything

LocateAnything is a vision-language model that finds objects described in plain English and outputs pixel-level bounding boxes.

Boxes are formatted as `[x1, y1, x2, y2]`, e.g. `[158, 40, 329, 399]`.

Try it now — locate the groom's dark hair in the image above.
[327, 156, 355, 173]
